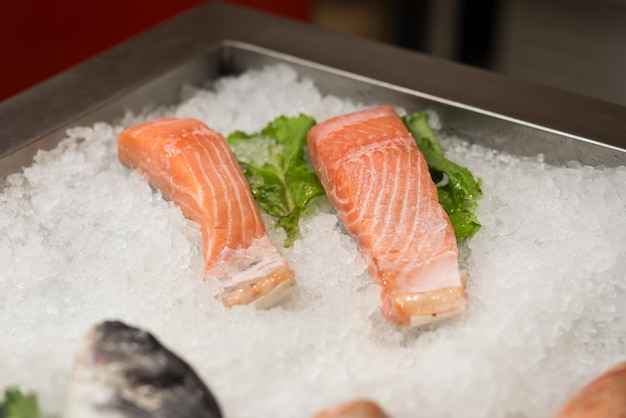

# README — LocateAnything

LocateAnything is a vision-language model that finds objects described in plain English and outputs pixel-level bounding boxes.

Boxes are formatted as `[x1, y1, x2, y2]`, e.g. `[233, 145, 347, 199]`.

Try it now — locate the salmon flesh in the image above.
[308, 105, 467, 327]
[312, 399, 390, 418]
[118, 118, 295, 308]
[553, 362, 626, 418]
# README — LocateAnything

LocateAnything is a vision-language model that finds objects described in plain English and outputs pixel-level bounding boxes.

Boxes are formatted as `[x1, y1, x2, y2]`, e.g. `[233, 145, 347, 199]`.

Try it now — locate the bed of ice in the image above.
[1, 64, 625, 418]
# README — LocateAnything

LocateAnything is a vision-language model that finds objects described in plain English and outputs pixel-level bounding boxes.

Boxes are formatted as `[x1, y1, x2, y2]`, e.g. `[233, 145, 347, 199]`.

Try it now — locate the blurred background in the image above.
[1, 0, 625, 106]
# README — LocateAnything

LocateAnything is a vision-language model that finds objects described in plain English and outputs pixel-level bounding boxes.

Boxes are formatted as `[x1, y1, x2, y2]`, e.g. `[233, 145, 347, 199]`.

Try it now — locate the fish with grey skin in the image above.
[63, 320, 223, 418]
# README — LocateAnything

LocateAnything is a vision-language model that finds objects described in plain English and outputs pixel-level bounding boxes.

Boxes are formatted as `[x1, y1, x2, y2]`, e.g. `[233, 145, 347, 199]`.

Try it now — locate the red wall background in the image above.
[0, 1, 310, 101]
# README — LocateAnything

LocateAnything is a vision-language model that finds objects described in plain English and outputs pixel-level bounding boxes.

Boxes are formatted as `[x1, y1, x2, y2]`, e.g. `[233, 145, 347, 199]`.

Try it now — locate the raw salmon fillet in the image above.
[553, 362, 626, 418]
[118, 118, 295, 308]
[312, 399, 390, 418]
[308, 105, 467, 327]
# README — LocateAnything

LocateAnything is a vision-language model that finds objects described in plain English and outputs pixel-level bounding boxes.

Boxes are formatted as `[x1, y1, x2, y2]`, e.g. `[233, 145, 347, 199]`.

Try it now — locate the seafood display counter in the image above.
[1, 2, 626, 418]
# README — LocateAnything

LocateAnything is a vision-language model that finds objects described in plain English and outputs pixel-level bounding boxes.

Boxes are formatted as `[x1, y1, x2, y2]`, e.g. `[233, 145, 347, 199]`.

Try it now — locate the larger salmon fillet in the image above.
[308, 105, 467, 327]
[118, 118, 295, 308]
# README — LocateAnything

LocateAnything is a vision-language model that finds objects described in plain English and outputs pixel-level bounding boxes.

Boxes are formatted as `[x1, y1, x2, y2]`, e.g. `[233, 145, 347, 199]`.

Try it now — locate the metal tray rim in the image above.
[1, 1, 625, 177]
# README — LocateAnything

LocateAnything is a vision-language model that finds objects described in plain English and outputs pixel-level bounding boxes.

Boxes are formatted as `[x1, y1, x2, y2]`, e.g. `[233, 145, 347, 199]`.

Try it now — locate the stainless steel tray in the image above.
[1, 1, 626, 181]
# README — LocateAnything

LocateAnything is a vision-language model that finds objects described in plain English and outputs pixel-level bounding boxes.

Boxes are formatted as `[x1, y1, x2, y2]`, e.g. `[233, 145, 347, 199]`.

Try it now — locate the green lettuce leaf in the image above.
[1, 387, 40, 418]
[403, 111, 482, 243]
[227, 115, 325, 247]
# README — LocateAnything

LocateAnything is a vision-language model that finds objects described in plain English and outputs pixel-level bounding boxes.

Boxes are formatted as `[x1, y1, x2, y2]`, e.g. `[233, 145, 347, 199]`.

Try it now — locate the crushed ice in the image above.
[0, 64, 625, 418]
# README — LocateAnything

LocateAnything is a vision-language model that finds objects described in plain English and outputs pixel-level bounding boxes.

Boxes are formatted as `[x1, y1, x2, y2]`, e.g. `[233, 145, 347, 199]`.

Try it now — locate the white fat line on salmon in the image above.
[388, 143, 416, 253]
[397, 152, 427, 259]
[338, 158, 370, 229]
[198, 138, 236, 253]
[192, 143, 222, 264]
[310, 106, 393, 141]
[373, 145, 397, 245]
[216, 131, 265, 243]
[339, 140, 417, 257]
[327, 137, 413, 171]
[325, 138, 413, 223]
[210, 137, 250, 243]
[191, 131, 265, 264]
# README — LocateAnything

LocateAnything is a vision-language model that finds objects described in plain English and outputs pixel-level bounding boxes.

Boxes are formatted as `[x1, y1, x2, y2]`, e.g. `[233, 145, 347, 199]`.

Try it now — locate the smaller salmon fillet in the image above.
[308, 105, 467, 327]
[118, 118, 295, 308]
[312, 399, 390, 418]
[553, 362, 626, 418]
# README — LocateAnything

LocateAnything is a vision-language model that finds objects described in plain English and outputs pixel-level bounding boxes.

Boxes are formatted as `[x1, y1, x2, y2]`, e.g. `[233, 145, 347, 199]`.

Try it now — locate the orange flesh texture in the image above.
[312, 399, 390, 418]
[118, 118, 266, 274]
[553, 362, 626, 418]
[308, 105, 465, 326]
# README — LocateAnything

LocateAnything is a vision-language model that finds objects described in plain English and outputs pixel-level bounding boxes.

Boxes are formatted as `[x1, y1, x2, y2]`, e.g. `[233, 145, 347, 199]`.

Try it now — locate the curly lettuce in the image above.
[227, 115, 325, 247]
[1, 387, 40, 418]
[403, 111, 482, 243]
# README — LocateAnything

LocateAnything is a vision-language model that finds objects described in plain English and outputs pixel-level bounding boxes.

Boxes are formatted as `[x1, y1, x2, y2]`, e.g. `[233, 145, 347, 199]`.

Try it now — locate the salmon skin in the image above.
[118, 118, 295, 308]
[308, 105, 467, 327]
